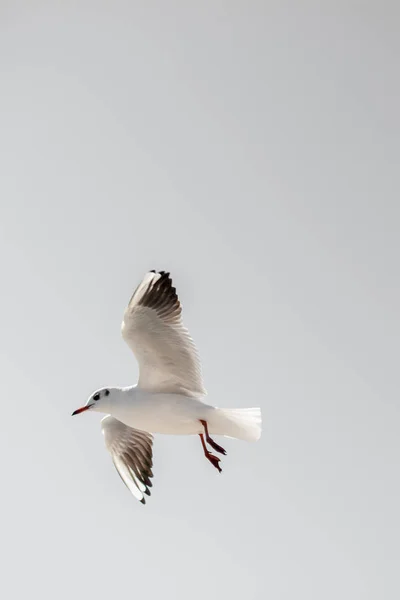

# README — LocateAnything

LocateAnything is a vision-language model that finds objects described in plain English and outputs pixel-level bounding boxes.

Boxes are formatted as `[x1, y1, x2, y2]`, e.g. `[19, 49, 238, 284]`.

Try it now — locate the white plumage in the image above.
[121, 270, 206, 397]
[72, 270, 262, 504]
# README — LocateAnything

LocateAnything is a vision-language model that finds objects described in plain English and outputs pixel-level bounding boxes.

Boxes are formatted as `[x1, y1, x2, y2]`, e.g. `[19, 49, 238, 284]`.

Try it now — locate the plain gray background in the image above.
[1, 2, 399, 599]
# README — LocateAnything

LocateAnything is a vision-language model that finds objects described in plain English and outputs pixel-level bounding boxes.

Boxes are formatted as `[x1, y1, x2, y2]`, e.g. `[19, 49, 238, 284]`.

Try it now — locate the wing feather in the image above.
[102, 416, 154, 504]
[121, 271, 206, 397]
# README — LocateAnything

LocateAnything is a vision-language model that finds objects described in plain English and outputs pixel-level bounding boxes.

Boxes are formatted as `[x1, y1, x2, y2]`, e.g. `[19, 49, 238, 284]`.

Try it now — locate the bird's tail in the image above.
[209, 407, 262, 442]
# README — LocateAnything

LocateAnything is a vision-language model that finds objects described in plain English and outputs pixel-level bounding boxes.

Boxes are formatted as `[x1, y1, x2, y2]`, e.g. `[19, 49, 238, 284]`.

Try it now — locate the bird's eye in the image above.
[93, 393, 100, 401]
[104, 389, 110, 396]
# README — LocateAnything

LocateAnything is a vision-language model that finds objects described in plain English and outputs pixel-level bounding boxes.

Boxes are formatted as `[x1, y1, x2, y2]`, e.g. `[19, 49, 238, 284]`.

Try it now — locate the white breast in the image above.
[110, 390, 213, 435]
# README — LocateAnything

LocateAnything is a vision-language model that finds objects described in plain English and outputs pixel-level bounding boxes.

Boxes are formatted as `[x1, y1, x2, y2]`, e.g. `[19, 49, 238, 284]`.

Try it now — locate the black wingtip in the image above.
[140, 497, 146, 505]
[150, 270, 170, 278]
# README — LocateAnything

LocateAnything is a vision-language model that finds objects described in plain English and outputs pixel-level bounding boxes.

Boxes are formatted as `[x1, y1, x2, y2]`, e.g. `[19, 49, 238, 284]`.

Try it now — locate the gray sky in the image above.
[1, 2, 399, 599]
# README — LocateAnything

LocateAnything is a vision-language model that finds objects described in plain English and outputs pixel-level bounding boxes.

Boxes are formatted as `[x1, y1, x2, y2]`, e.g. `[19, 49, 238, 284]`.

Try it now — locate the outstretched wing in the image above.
[121, 270, 206, 397]
[102, 416, 154, 504]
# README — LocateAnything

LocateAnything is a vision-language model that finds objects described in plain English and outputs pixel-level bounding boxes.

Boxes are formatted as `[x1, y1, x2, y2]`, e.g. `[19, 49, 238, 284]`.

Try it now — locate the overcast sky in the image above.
[0, 2, 399, 599]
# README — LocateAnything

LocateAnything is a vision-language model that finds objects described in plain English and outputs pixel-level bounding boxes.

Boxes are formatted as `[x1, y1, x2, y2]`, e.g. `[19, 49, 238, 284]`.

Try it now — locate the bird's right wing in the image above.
[101, 416, 154, 504]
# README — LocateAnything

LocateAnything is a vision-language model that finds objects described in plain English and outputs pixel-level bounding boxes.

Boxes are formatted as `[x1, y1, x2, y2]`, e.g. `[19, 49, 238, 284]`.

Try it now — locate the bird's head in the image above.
[72, 388, 112, 416]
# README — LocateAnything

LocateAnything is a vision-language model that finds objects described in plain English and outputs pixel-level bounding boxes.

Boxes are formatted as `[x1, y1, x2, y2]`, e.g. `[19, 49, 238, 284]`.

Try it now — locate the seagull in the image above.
[72, 270, 262, 503]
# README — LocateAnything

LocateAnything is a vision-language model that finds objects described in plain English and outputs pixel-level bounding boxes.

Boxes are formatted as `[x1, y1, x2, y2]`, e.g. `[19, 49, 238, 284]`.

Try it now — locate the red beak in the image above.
[71, 405, 92, 416]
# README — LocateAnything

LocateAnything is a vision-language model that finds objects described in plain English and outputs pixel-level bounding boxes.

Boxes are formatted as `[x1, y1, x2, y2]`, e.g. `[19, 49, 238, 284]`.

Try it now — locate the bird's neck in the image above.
[110, 385, 137, 406]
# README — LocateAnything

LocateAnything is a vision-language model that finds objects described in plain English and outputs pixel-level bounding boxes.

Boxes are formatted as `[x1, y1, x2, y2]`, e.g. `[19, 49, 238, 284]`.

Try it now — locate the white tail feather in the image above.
[209, 407, 262, 441]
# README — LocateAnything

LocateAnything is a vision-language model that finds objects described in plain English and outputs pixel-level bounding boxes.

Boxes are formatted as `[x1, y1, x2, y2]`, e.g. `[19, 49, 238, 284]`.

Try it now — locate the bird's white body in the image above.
[94, 386, 261, 441]
[97, 387, 213, 435]
[73, 270, 262, 503]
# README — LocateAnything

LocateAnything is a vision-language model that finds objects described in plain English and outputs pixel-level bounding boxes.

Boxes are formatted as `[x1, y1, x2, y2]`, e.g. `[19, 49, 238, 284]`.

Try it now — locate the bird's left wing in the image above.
[121, 270, 207, 397]
[101, 416, 154, 504]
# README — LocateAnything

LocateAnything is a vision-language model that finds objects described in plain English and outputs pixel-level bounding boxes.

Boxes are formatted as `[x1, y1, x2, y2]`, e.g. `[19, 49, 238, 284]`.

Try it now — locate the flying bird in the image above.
[72, 270, 262, 503]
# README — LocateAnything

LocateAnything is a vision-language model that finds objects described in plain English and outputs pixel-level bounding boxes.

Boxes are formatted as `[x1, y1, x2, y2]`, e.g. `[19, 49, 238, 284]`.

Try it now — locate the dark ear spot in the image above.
[105, 389, 110, 396]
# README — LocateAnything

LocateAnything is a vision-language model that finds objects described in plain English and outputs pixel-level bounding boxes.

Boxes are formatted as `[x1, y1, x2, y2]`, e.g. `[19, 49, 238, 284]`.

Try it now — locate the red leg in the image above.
[200, 420, 227, 455]
[199, 433, 222, 473]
